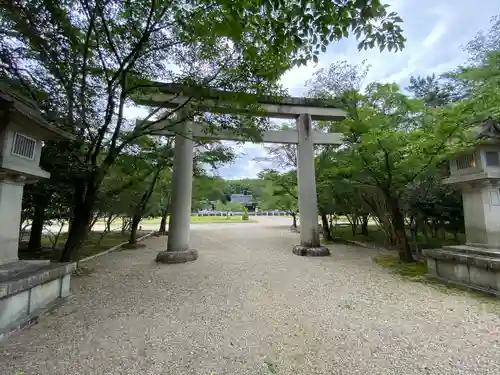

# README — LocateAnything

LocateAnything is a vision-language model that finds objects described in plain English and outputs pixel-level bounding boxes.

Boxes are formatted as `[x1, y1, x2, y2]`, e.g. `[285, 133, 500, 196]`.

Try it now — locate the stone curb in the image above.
[77, 231, 157, 266]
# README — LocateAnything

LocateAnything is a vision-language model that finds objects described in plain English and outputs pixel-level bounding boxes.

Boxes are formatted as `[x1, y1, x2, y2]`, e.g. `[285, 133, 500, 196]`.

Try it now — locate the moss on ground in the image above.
[373, 254, 427, 278]
[188, 216, 256, 223]
[373, 254, 500, 313]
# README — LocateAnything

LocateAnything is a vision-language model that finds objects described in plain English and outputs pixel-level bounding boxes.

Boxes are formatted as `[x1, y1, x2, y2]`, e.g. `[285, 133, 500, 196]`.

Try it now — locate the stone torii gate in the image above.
[132, 84, 346, 263]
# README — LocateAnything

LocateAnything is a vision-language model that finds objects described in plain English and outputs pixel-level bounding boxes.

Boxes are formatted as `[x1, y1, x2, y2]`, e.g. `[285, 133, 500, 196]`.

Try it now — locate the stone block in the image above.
[0, 290, 29, 330]
[60, 274, 71, 298]
[469, 266, 498, 289]
[156, 249, 198, 264]
[436, 262, 460, 282]
[0, 261, 75, 299]
[292, 245, 330, 257]
[453, 263, 470, 283]
[426, 258, 437, 276]
[30, 279, 61, 312]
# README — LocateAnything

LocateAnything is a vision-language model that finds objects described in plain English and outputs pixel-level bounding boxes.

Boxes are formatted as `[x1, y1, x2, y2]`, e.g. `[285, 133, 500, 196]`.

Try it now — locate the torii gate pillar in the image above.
[156, 122, 199, 264]
[293, 113, 330, 256]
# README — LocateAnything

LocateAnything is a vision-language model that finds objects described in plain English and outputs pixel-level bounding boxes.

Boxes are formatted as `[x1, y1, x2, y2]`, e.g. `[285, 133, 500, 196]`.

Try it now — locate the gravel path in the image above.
[1, 221, 500, 375]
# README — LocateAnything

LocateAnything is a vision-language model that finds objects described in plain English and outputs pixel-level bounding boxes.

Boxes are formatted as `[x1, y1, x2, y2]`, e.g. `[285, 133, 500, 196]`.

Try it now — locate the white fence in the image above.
[195, 210, 290, 217]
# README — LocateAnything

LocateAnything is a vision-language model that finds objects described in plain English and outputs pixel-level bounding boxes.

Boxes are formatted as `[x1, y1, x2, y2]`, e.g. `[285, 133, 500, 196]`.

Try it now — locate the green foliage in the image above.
[258, 170, 298, 214]
[215, 201, 245, 212]
[242, 207, 249, 221]
[406, 74, 456, 108]
[313, 76, 478, 261]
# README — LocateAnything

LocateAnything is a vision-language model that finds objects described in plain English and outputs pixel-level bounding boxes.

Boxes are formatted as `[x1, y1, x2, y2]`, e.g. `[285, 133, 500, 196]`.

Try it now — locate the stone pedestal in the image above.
[462, 184, 500, 248]
[156, 249, 198, 264]
[0, 179, 25, 265]
[424, 184, 500, 295]
[0, 179, 77, 340]
[424, 245, 500, 296]
[292, 245, 330, 257]
[0, 260, 76, 341]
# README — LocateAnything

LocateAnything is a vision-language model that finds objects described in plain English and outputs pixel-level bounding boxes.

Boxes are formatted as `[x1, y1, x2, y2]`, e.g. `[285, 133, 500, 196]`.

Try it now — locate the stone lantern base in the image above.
[424, 245, 500, 297]
[0, 260, 76, 341]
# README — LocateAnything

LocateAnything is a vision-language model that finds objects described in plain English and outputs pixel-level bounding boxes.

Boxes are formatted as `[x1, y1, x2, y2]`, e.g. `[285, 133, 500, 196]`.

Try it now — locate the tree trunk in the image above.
[321, 213, 332, 241]
[60, 209, 91, 262]
[60, 183, 96, 262]
[121, 217, 128, 233]
[390, 199, 413, 262]
[361, 215, 369, 236]
[439, 219, 446, 240]
[129, 168, 162, 244]
[28, 197, 48, 251]
[158, 199, 169, 234]
[105, 215, 113, 232]
[159, 213, 168, 234]
[420, 217, 429, 239]
[350, 217, 358, 236]
[291, 212, 297, 228]
[128, 214, 141, 245]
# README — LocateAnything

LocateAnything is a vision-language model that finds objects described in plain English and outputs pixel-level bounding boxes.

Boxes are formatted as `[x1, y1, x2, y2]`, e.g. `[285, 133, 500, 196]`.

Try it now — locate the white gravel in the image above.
[1, 219, 500, 375]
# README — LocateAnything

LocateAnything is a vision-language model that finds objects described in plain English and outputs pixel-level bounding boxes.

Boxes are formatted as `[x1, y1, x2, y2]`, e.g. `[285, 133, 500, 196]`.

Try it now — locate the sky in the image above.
[212, 0, 500, 180]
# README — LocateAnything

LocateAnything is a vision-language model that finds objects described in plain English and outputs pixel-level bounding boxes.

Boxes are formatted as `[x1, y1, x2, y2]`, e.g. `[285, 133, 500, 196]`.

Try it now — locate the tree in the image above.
[465, 15, 500, 65]
[152, 171, 172, 235]
[192, 175, 230, 210]
[259, 169, 299, 228]
[254, 122, 297, 171]
[406, 74, 454, 108]
[307, 59, 371, 99]
[215, 201, 245, 212]
[315, 152, 369, 239]
[20, 134, 80, 252]
[333, 83, 473, 261]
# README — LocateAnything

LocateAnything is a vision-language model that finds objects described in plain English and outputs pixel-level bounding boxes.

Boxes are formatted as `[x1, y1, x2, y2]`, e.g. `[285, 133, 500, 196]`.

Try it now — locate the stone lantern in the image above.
[424, 118, 500, 296]
[0, 88, 76, 340]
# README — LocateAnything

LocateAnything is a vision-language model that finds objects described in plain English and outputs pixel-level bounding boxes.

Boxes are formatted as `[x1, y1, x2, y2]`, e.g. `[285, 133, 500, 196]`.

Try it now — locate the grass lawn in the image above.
[93, 216, 257, 226]
[19, 230, 151, 261]
[182, 216, 256, 223]
[140, 216, 257, 224]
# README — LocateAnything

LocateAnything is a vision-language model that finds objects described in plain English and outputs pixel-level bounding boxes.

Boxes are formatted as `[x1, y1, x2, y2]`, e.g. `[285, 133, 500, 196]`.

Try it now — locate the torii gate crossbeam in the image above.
[132, 83, 346, 263]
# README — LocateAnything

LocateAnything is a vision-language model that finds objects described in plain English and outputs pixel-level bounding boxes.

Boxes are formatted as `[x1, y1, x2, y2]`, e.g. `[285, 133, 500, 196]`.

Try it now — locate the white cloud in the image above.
[422, 20, 448, 48]
[279, 62, 320, 96]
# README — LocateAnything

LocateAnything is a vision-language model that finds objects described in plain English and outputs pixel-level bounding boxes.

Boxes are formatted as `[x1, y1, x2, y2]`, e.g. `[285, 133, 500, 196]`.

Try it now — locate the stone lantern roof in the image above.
[0, 87, 74, 140]
[474, 118, 500, 141]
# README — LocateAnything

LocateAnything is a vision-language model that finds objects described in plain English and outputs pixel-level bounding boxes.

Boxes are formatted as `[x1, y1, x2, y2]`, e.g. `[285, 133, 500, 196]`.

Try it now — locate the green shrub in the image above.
[242, 207, 249, 221]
